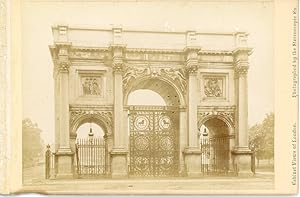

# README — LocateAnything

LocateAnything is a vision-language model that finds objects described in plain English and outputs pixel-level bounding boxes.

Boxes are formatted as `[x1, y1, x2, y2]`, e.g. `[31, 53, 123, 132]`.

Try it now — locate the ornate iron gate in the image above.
[75, 138, 108, 177]
[199, 136, 232, 175]
[129, 106, 179, 177]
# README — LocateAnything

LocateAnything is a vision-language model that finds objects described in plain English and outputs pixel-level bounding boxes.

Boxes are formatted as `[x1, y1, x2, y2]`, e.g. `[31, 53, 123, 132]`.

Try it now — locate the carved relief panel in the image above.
[77, 70, 106, 98]
[204, 77, 223, 98]
[200, 73, 228, 101]
[82, 77, 102, 96]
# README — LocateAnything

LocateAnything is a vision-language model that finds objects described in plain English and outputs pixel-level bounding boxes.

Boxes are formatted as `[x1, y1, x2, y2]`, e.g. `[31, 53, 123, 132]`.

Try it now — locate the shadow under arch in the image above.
[124, 76, 186, 106]
[198, 114, 235, 135]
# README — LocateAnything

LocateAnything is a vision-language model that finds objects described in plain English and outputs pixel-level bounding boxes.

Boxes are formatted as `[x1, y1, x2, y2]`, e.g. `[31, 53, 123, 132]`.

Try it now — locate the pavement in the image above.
[21, 164, 274, 195]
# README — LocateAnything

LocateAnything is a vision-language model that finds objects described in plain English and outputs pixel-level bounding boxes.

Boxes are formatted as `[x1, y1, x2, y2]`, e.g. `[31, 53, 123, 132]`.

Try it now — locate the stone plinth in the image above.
[55, 151, 74, 179]
[183, 148, 202, 177]
[232, 148, 254, 176]
[110, 149, 128, 178]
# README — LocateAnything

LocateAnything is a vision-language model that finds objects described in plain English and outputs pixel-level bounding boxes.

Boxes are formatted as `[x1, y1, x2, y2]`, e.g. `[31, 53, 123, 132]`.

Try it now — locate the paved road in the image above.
[21, 174, 274, 194]
[22, 164, 274, 194]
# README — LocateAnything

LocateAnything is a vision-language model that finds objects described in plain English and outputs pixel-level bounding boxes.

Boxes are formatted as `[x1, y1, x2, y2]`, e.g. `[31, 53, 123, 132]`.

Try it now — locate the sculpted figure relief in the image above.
[82, 77, 101, 96]
[204, 78, 222, 97]
[123, 66, 187, 94]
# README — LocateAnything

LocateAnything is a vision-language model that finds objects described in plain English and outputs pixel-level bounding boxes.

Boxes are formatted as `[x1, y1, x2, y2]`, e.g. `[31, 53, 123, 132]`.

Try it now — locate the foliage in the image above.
[249, 113, 274, 164]
[22, 118, 45, 168]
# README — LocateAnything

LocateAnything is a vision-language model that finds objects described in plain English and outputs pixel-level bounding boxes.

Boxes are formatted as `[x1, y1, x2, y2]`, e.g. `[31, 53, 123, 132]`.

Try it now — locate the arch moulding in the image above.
[69, 106, 113, 138]
[197, 107, 236, 133]
[122, 66, 187, 106]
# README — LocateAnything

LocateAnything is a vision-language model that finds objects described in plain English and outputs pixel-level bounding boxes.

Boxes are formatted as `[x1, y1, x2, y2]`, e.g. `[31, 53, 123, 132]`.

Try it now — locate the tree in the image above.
[249, 113, 274, 167]
[22, 118, 45, 168]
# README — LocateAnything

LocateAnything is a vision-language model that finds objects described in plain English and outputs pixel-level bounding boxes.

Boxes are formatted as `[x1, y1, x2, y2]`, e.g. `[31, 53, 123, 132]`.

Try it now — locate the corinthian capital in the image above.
[113, 62, 124, 74]
[58, 59, 70, 72]
[235, 65, 249, 75]
[184, 46, 200, 75]
[186, 64, 198, 75]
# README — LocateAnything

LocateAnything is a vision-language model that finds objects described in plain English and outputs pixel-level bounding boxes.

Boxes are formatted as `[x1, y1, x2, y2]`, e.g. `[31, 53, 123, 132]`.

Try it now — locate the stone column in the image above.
[110, 44, 128, 178]
[179, 107, 187, 176]
[183, 46, 202, 176]
[55, 42, 74, 178]
[105, 134, 113, 175]
[232, 47, 253, 176]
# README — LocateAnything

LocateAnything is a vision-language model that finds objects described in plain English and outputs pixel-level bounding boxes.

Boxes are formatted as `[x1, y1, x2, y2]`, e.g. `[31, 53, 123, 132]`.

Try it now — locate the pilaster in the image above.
[56, 42, 72, 155]
[183, 46, 202, 176]
[110, 40, 128, 178]
[54, 25, 74, 178]
[184, 47, 201, 148]
[232, 46, 253, 176]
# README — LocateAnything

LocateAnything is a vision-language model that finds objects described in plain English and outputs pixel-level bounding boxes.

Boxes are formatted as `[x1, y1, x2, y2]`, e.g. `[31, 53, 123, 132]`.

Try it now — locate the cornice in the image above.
[199, 50, 233, 55]
[184, 46, 202, 53]
[69, 104, 114, 111]
[72, 46, 109, 52]
[126, 48, 183, 54]
[232, 47, 253, 56]
[197, 105, 236, 111]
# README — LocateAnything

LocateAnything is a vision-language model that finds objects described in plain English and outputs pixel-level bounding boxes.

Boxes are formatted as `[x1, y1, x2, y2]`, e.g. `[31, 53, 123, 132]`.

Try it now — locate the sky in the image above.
[21, 0, 274, 144]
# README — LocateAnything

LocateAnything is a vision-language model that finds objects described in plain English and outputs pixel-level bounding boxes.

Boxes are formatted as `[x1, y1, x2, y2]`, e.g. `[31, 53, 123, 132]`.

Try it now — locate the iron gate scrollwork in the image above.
[199, 136, 232, 175]
[75, 138, 108, 177]
[129, 106, 179, 177]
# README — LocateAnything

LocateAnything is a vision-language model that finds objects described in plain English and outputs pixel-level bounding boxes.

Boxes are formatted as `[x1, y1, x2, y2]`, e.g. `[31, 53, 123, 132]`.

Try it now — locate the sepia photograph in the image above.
[0, 0, 298, 195]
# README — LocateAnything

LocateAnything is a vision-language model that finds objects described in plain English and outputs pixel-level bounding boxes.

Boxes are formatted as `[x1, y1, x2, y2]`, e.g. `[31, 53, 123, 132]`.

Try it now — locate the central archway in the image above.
[126, 77, 181, 177]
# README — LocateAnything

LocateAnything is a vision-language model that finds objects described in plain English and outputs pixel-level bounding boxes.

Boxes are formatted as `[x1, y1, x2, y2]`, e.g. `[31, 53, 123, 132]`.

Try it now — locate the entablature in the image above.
[50, 45, 235, 66]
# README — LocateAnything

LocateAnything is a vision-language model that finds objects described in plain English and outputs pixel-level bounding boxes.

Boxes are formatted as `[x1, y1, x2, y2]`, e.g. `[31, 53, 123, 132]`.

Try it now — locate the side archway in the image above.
[198, 113, 235, 135]
[70, 110, 113, 138]
[69, 110, 113, 176]
[197, 114, 235, 174]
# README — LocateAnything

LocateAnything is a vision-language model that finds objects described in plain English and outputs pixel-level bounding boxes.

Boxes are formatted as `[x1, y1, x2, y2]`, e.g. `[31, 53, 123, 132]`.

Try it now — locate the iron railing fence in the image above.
[45, 145, 56, 179]
[75, 138, 109, 177]
[199, 136, 236, 176]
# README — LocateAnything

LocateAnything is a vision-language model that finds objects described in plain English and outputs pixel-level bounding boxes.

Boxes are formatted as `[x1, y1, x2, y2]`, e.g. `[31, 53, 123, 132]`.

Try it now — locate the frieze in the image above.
[125, 51, 184, 62]
[69, 48, 109, 60]
[125, 52, 145, 61]
[148, 53, 184, 62]
[123, 66, 187, 94]
[199, 54, 233, 63]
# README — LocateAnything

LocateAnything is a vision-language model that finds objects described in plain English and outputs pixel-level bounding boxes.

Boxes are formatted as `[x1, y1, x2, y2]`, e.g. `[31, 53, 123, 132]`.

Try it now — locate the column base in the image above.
[232, 147, 254, 177]
[183, 148, 202, 177]
[110, 148, 128, 178]
[55, 148, 74, 179]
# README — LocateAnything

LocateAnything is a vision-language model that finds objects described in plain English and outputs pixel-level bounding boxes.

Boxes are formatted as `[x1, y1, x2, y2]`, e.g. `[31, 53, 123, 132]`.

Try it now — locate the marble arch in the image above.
[49, 25, 253, 178]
